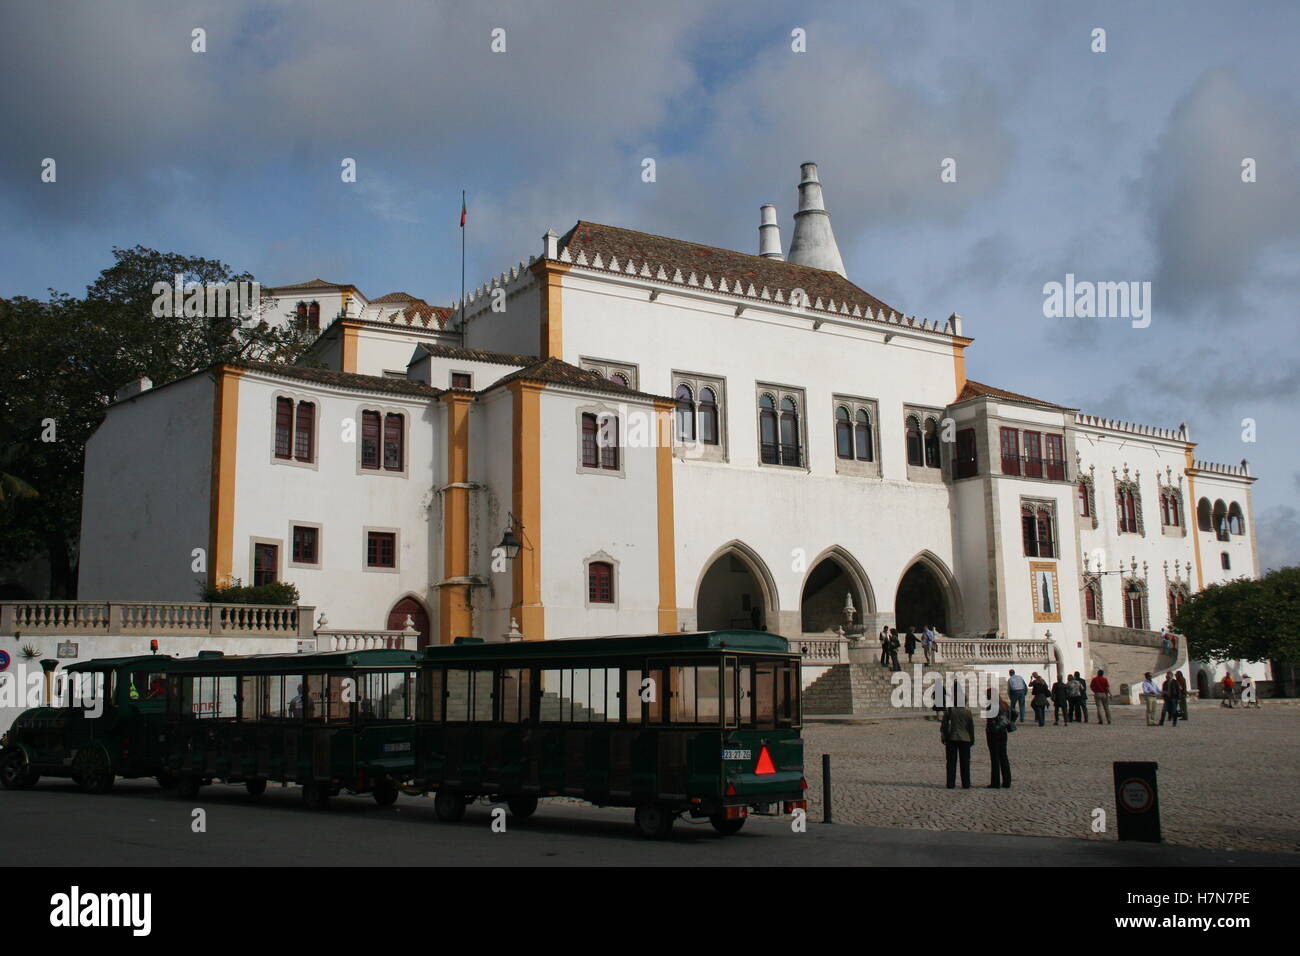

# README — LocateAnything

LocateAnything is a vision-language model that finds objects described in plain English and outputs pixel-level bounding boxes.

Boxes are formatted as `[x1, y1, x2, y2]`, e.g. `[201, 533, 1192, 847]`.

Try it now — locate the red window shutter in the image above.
[367, 532, 396, 568]
[307, 301, 320, 332]
[294, 402, 314, 461]
[1085, 587, 1097, 621]
[999, 428, 1020, 475]
[1023, 431, 1042, 478]
[581, 413, 598, 468]
[1021, 511, 1037, 557]
[600, 416, 619, 470]
[292, 526, 317, 564]
[1037, 511, 1054, 558]
[383, 413, 404, 471]
[254, 544, 278, 586]
[589, 562, 613, 603]
[1045, 435, 1064, 480]
[275, 397, 293, 459]
[361, 411, 381, 468]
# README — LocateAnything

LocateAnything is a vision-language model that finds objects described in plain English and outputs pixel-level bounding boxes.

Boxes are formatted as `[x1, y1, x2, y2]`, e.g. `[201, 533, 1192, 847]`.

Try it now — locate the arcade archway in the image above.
[800, 550, 872, 633]
[695, 543, 777, 632]
[894, 557, 956, 635]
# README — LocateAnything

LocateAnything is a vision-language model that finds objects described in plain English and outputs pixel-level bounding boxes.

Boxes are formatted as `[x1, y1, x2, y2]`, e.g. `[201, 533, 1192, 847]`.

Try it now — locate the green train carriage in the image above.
[163, 648, 419, 806]
[0, 655, 176, 793]
[412, 631, 806, 838]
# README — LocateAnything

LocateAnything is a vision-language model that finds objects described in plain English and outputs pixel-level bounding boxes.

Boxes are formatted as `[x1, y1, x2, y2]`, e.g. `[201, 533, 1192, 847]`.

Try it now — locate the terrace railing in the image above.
[0, 601, 316, 638]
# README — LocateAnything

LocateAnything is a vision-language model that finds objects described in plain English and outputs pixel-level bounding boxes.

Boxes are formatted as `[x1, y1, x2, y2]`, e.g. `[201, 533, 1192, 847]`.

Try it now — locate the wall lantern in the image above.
[497, 512, 524, 561]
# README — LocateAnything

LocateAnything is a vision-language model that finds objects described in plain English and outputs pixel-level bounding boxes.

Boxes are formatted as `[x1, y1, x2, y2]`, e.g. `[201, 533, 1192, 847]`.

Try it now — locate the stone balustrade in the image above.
[314, 629, 417, 651]
[935, 638, 1055, 664]
[796, 636, 850, 664]
[0, 601, 316, 638]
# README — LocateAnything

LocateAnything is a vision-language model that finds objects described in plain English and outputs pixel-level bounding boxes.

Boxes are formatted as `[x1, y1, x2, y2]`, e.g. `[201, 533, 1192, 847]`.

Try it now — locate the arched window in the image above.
[1212, 500, 1228, 541]
[609, 372, 630, 388]
[759, 394, 778, 464]
[1078, 481, 1091, 517]
[1085, 584, 1098, 622]
[295, 301, 307, 328]
[779, 397, 800, 466]
[1123, 582, 1146, 630]
[835, 406, 853, 459]
[1167, 585, 1187, 624]
[675, 384, 696, 443]
[307, 301, 320, 331]
[588, 561, 614, 604]
[699, 387, 719, 445]
[1160, 492, 1181, 528]
[1197, 497, 1212, 532]
[923, 419, 941, 468]
[1228, 502, 1245, 535]
[854, 409, 873, 462]
[1118, 488, 1138, 533]
[905, 416, 923, 466]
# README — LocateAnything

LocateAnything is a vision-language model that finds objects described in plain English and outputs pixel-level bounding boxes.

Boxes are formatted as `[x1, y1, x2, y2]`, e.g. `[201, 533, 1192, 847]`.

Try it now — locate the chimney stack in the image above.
[758, 204, 784, 260]
[786, 162, 846, 277]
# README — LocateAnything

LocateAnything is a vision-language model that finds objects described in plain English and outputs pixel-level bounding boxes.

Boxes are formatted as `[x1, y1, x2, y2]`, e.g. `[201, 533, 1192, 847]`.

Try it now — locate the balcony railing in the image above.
[795, 636, 850, 664]
[0, 601, 316, 638]
[314, 628, 417, 651]
[1000, 455, 1068, 481]
[936, 638, 1055, 664]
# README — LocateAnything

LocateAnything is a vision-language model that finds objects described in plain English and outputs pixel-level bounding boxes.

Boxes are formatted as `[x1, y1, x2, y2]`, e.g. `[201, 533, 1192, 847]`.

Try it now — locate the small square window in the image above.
[451, 372, 472, 389]
[367, 532, 396, 569]
[292, 526, 318, 565]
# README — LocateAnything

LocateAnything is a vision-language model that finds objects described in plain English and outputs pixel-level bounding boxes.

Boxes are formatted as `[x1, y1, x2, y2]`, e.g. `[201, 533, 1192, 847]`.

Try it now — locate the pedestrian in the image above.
[985, 696, 1014, 789]
[879, 626, 891, 666]
[1175, 670, 1189, 720]
[1090, 669, 1112, 725]
[1159, 671, 1181, 726]
[1030, 673, 1050, 726]
[1007, 669, 1028, 723]
[1051, 674, 1071, 725]
[1160, 629, 1171, 655]
[1221, 673, 1235, 708]
[1140, 672, 1162, 726]
[888, 629, 901, 672]
[1072, 671, 1090, 723]
[904, 630, 917, 664]
[1241, 675, 1259, 708]
[1170, 632, 1178, 657]
[922, 626, 936, 665]
[940, 702, 975, 790]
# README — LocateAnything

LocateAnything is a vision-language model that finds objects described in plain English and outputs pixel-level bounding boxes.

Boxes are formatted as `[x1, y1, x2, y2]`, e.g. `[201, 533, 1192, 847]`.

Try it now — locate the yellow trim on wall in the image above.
[509, 380, 545, 639]
[530, 260, 570, 359]
[1185, 447, 1204, 590]
[439, 393, 474, 644]
[952, 341, 968, 399]
[654, 401, 678, 633]
[340, 319, 360, 373]
[208, 365, 244, 589]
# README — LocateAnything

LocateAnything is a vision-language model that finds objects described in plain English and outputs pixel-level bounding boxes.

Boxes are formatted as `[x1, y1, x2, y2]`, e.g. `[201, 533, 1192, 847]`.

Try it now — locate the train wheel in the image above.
[245, 779, 267, 798]
[634, 803, 675, 839]
[0, 751, 39, 790]
[372, 782, 398, 807]
[177, 775, 202, 799]
[709, 813, 746, 836]
[433, 788, 467, 822]
[301, 781, 329, 810]
[506, 795, 538, 818]
[74, 749, 114, 795]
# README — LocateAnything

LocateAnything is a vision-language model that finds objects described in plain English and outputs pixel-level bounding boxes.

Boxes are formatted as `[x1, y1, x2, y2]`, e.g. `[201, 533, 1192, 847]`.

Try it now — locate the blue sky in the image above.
[2, 0, 1297, 567]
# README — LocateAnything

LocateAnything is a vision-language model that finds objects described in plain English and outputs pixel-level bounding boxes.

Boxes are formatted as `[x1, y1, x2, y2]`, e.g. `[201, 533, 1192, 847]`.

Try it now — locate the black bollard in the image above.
[821, 753, 833, 824]
[1113, 761, 1161, 842]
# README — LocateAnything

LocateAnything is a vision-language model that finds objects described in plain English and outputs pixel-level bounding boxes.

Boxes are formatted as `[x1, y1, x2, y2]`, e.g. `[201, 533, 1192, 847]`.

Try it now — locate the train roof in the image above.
[165, 649, 419, 674]
[66, 655, 175, 673]
[422, 630, 792, 661]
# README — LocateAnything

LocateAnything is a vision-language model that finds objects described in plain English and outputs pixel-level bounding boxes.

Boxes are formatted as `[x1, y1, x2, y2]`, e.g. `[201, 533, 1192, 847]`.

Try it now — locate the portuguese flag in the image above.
[460, 192, 467, 228]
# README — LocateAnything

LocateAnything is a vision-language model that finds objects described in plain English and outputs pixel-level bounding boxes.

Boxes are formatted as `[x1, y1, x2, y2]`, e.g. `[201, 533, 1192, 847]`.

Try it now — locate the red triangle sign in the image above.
[755, 745, 776, 775]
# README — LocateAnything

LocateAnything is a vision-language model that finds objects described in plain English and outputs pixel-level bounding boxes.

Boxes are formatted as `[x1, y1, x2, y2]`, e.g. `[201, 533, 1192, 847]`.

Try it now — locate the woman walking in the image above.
[985, 697, 1014, 788]
[904, 630, 917, 664]
[1029, 673, 1050, 726]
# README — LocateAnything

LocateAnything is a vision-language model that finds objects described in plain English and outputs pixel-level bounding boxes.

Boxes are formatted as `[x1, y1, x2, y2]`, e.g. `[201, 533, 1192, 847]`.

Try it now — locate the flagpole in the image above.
[460, 189, 466, 348]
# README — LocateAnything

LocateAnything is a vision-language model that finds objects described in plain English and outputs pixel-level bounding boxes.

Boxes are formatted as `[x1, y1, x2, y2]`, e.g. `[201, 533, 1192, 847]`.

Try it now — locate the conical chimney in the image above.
[786, 162, 846, 277]
[758, 204, 784, 259]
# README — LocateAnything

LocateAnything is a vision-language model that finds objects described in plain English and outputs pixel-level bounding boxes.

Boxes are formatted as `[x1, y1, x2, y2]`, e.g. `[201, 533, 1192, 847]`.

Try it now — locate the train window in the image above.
[238, 676, 258, 719]
[723, 659, 738, 727]
[646, 667, 666, 724]
[667, 664, 721, 725]
[539, 669, 563, 721]
[125, 669, 168, 704]
[754, 662, 776, 728]
[669, 666, 696, 723]
[358, 671, 415, 720]
[602, 667, 620, 722]
[470, 668, 495, 722]
[266, 675, 306, 719]
[779, 662, 801, 728]
[624, 669, 643, 724]
[193, 676, 239, 719]
[499, 668, 527, 723]
[445, 669, 470, 722]
[306, 674, 350, 723]
[418, 668, 443, 722]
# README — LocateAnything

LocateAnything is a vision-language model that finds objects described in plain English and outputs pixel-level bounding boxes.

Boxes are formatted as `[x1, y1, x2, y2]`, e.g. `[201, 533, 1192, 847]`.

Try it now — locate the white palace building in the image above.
[74, 164, 1266, 701]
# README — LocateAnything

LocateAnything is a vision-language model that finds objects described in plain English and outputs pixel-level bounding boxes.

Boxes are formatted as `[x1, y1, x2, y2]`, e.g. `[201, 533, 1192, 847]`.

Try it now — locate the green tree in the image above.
[1173, 567, 1300, 664]
[0, 247, 315, 597]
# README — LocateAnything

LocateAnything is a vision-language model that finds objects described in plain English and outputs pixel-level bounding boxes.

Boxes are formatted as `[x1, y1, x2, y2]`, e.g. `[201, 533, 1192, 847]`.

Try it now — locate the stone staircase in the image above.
[802, 659, 968, 716]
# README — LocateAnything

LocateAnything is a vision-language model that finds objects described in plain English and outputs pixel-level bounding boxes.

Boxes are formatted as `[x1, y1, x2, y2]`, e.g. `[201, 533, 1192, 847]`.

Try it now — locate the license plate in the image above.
[721, 749, 751, 760]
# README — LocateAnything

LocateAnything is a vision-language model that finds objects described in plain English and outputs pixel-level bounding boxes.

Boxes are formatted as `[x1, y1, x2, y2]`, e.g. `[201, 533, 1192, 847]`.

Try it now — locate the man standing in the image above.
[879, 626, 891, 666]
[1159, 671, 1182, 726]
[1090, 669, 1112, 725]
[1175, 670, 1189, 720]
[1073, 671, 1090, 723]
[1160, 629, 1172, 655]
[1140, 672, 1162, 726]
[1221, 673, 1236, 708]
[1051, 674, 1071, 725]
[888, 629, 901, 672]
[940, 702, 975, 789]
[1007, 669, 1028, 723]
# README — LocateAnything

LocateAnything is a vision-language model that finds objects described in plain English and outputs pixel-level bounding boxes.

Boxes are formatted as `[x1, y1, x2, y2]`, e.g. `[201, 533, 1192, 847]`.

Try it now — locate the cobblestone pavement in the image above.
[802, 703, 1300, 854]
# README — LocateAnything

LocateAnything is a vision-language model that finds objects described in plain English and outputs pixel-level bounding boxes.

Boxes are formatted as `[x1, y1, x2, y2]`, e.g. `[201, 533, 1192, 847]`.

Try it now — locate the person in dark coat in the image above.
[1029, 673, 1050, 726]
[904, 630, 917, 664]
[985, 697, 1014, 788]
[887, 628, 901, 672]
[1051, 675, 1071, 725]
[940, 704, 975, 789]
[1159, 671, 1182, 726]
[1176, 670, 1189, 719]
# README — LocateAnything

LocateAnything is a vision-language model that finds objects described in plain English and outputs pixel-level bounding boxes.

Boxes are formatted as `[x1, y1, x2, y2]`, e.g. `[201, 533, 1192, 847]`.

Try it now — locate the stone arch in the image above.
[894, 551, 963, 636]
[798, 545, 876, 634]
[693, 540, 780, 633]
[1197, 497, 1212, 532]
[387, 592, 432, 649]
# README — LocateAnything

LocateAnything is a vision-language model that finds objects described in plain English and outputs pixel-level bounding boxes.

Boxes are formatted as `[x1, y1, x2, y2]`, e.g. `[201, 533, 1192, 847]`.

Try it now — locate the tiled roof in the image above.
[484, 357, 669, 401]
[415, 344, 538, 367]
[371, 292, 421, 304]
[378, 303, 451, 328]
[233, 360, 441, 398]
[265, 278, 348, 293]
[558, 221, 901, 323]
[956, 379, 1068, 410]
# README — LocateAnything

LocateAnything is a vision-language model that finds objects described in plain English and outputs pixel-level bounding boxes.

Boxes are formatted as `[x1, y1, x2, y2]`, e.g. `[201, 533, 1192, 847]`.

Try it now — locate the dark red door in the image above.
[388, 598, 431, 649]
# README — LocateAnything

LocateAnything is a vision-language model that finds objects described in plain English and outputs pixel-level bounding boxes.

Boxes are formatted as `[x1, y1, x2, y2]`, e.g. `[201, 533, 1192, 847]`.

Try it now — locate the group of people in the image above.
[878, 624, 938, 672]
[939, 696, 1016, 789]
[1138, 671, 1189, 726]
[1005, 668, 1115, 727]
[1219, 673, 1259, 708]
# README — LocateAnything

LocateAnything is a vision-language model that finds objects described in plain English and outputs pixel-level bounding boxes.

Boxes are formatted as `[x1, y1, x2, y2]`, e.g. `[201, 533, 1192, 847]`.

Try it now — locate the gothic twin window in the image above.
[673, 376, 722, 447]
[1115, 477, 1144, 535]
[1123, 580, 1147, 630]
[834, 399, 876, 463]
[1159, 488, 1183, 530]
[294, 300, 320, 332]
[1083, 575, 1103, 623]
[274, 396, 316, 464]
[905, 414, 941, 469]
[758, 387, 803, 467]
[361, 410, 405, 472]
[1167, 583, 1189, 624]
[580, 412, 620, 471]
[1021, 500, 1057, 559]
